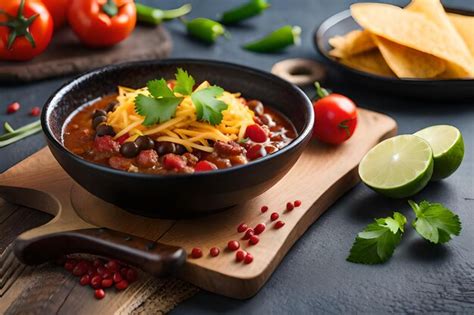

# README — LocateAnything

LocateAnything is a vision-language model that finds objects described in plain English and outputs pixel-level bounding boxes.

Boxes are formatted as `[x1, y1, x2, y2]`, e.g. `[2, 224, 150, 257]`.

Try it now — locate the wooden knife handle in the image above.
[14, 227, 186, 276]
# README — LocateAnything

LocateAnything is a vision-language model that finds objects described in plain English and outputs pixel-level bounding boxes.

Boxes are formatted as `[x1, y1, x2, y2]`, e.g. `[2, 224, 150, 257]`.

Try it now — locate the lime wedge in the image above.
[359, 135, 433, 198]
[414, 125, 464, 180]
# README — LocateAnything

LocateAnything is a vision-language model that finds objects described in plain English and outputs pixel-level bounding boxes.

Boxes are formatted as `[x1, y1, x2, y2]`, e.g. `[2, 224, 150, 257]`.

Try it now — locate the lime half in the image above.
[359, 135, 433, 198]
[414, 125, 464, 180]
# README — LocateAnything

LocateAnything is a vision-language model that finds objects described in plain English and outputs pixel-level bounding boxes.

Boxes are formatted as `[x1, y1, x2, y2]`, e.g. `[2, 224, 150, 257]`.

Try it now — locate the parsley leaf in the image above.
[135, 79, 183, 126]
[347, 212, 406, 264]
[191, 86, 228, 125]
[173, 68, 195, 96]
[409, 200, 461, 244]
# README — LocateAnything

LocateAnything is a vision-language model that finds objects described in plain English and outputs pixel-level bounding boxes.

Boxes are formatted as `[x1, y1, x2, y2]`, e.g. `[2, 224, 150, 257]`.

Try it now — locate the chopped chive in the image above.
[0, 124, 42, 147]
[4, 122, 15, 133]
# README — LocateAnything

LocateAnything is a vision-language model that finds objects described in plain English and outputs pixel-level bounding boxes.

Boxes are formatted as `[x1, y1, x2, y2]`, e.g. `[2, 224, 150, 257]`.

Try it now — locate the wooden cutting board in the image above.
[0, 109, 396, 299]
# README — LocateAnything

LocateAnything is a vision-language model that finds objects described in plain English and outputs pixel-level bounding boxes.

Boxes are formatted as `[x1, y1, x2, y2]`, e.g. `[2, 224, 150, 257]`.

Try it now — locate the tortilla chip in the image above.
[351, 3, 474, 77]
[329, 30, 376, 58]
[372, 35, 445, 78]
[448, 13, 474, 57]
[340, 49, 396, 77]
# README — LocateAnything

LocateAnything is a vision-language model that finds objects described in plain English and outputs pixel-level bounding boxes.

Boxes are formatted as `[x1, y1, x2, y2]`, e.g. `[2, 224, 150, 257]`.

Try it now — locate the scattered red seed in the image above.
[242, 228, 254, 240]
[270, 212, 279, 221]
[64, 259, 77, 271]
[102, 270, 113, 279]
[244, 253, 254, 264]
[113, 272, 123, 283]
[274, 220, 285, 229]
[294, 200, 302, 207]
[248, 235, 260, 245]
[30, 106, 41, 116]
[191, 247, 203, 259]
[237, 223, 248, 233]
[101, 278, 113, 288]
[209, 247, 220, 257]
[126, 269, 138, 282]
[261, 206, 268, 213]
[6, 102, 20, 114]
[96, 265, 107, 276]
[106, 260, 120, 272]
[94, 289, 106, 300]
[115, 280, 129, 290]
[254, 223, 266, 235]
[72, 264, 87, 276]
[80, 274, 91, 286]
[227, 240, 240, 251]
[90, 275, 103, 289]
[286, 202, 294, 211]
[93, 259, 103, 268]
[235, 250, 246, 262]
[120, 267, 128, 277]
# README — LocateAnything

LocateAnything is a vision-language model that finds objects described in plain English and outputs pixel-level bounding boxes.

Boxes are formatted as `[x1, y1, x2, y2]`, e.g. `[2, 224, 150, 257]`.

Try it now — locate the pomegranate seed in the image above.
[244, 253, 254, 264]
[242, 229, 254, 240]
[103, 270, 113, 279]
[80, 274, 91, 286]
[113, 272, 123, 283]
[254, 223, 266, 235]
[274, 220, 285, 229]
[126, 269, 138, 283]
[261, 205, 268, 213]
[96, 265, 107, 276]
[235, 250, 246, 262]
[106, 260, 120, 272]
[237, 223, 248, 233]
[245, 124, 268, 143]
[227, 240, 240, 251]
[286, 202, 294, 211]
[115, 279, 129, 290]
[209, 247, 220, 257]
[270, 212, 279, 221]
[120, 267, 128, 277]
[90, 275, 102, 289]
[87, 267, 96, 276]
[93, 259, 103, 268]
[294, 200, 302, 207]
[6, 102, 20, 114]
[101, 278, 113, 288]
[191, 247, 203, 259]
[94, 289, 106, 300]
[64, 259, 77, 271]
[72, 264, 87, 276]
[30, 106, 40, 116]
[249, 235, 259, 245]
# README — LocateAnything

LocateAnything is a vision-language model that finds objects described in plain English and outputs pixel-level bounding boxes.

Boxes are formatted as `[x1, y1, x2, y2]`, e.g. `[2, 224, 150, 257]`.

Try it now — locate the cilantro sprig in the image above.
[347, 212, 406, 265]
[134, 68, 228, 126]
[409, 200, 461, 244]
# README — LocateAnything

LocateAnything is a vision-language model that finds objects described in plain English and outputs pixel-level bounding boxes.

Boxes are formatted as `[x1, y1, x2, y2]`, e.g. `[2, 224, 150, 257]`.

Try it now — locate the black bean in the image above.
[92, 115, 107, 129]
[154, 141, 176, 155]
[135, 136, 154, 150]
[92, 109, 107, 119]
[175, 144, 187, 155]
[120, 142, 140, 158]
[105, 101, 118, 112]
[247, 100, 264, 116]
[96, 125, 116, 137]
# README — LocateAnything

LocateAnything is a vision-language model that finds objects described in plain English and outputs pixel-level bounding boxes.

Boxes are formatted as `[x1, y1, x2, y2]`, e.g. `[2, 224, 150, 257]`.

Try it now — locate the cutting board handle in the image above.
[14, 227, 187, 277]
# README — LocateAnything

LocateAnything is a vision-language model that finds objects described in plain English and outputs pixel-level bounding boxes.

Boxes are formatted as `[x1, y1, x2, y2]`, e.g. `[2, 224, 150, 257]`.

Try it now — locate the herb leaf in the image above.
[147, 79, 175, 98]
[409, 200, 461, 244]
[191, 86, 228, 125]
[135, 95, 183, 126]
[347, 212, 406, 264]
[173, 68, 195, 96]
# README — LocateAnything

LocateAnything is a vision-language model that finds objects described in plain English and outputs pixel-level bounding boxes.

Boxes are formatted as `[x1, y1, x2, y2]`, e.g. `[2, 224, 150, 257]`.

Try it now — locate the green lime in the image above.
[414, 125, 464, 180]
[359, 135, 433, 198]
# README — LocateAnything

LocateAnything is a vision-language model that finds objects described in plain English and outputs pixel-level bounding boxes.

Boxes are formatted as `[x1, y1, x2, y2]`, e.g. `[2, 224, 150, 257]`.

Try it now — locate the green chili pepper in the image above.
[220, 0, 270, 25]
[243, 25, 301, 53]
[183, 18, 227, 44]
[136, 3, 192, 25]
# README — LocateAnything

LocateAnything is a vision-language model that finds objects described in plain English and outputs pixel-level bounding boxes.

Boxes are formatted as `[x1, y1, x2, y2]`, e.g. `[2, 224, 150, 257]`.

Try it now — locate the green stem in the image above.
[0, 120, 40, 141]
[0, 124, 42, 147]
[136, 3, 191, 25]
[314, 82, 330, 99]
[102, 0, 118, 17]
[2, 0, 38, 50]
[4, 122, 15, 133]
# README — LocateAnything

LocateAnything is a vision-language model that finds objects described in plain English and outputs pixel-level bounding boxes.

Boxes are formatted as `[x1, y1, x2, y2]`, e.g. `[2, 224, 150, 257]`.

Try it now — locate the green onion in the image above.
[4, 122, 15, 133]
[0, 120, 41, 147]
[136, 3, 192, 25]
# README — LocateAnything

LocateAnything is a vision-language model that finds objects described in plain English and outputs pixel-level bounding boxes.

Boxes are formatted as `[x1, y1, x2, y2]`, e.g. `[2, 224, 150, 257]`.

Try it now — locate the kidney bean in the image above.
[214, 141, 243, 156]
[246, 144, 266, 160]
[245, 124, 268, 143]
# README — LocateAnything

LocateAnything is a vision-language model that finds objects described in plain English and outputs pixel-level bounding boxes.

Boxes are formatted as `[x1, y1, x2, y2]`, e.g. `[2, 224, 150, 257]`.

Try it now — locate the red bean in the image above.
[248, 235, 259, 245]
[286, 202, 294, 211]
[244, 253, 254, 264]
[191, 247, 203, 259]
[270, 212, 279, 221]
[227, 240, 240, 251]
[195, 160, 218, 172]
[30, 106, 41, 116]
[254, 223, 266, 235]
[115, 280, 129, 290]
[80, 274, 91, 286]
[245, 124, 268, 143]
[6, 102, 20, 114]
[235, 250, 246, 262]
[261, 206, 268, 213]
[94, 289, 106, 299]
[274, 221, 285, 229]
[242, 228, 254, 240]
[237, 223, 248, 233]
[210, 247, 220, 257]
[294, 200, 302, 207]
[246, 144, 267, 160]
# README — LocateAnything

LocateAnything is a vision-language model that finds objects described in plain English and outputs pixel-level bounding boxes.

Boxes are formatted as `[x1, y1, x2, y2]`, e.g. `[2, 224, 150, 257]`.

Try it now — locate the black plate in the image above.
[42, 59, 314, 218]
[314, 7, 474, 101]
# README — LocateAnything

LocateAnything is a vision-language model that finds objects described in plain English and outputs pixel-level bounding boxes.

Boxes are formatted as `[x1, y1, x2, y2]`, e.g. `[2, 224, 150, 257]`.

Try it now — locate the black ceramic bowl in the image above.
[43, 59, 314, 218]
[314, 7, 474, 101]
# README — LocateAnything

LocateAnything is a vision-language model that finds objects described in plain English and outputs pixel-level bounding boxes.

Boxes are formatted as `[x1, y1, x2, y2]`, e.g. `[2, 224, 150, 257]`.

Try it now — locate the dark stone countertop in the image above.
[1, 0, 473, 314]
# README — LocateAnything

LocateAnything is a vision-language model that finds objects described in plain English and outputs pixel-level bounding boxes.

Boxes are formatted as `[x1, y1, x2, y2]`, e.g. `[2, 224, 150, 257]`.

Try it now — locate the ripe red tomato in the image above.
[0, 0, 53, 61]
[68, 0, 136, 47]
[312, 82, 358, 144]
[40, 0, 69, 30]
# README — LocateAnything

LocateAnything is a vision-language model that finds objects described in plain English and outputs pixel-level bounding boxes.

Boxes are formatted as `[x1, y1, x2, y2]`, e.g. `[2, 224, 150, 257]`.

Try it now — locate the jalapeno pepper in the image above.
[183, 17, 226, 44]
[136, 3, 192, 25]
[220, 0, 270, 25]
[243, 25, 301, 53]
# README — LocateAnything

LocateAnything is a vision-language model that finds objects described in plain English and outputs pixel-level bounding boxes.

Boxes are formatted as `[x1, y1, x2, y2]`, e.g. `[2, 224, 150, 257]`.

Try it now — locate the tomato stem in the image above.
[0, 0, 38, 49]
[338, 119, 352, 137]
[102, 0, 119, 18]
[314, 81, 330, 99]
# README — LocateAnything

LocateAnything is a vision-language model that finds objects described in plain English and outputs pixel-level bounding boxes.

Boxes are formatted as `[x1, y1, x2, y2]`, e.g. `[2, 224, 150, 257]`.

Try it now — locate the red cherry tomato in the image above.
[245, 124, 268, 143]
[312, 82, 357, 144]
[195, 160, 218, 172]
[0, 0, 53, 61]
[40, 0, 69, 30]
[68, 0, 136, 47]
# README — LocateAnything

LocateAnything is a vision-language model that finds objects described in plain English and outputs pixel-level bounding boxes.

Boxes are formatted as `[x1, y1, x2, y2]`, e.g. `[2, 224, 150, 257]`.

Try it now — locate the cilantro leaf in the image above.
[347, 212, 406, 264]
[191, 86, 228, 125]
[173, 68, 195, 96]
[135, 95, 183, 126]
[148, 79, 175, 98]
[409, 200, 461, 244]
